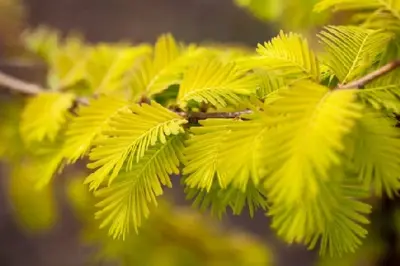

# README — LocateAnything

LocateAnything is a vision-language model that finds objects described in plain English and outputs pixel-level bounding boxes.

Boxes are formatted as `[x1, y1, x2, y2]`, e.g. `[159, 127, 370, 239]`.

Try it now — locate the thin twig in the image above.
[0, 70, 43, 95]
[337, 60, 400, 90]
[2, 59, 400, 119]
[176, 110, 252, 120]
[0, 69, 247, 119]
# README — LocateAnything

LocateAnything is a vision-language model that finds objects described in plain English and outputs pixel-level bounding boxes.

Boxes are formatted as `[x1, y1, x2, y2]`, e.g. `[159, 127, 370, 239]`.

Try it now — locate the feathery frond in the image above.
[0, 99, 25, 160]
[262, 80, 363, 206]
[184, 119, 232, 191]
[63, 95, 129, 164]
[86, 101, 187, 190]
[318, 26, 393, 84]
[184, 115, 266, 192]
[129, 34, 207, 98]
[86, 44, 151, 94]
[20, 92, 75, 143]
[348, 109, 400, 197]
[22, 26, 60, 62]
[314, 0, 381, 12]
[47, 36, 91, 89]
[22, 137, 67, 188]
[254, 69, 286, 99]
[187, 180, 268, 219]
[356, 40, 400, 113]
[314, 0, 400, 31]
[177, 57, 258, 108]
[8, 160, 58, 232]
[94, 134, 185, 239]
[242, 31, 320, 80]
[269, 170, 371, 257]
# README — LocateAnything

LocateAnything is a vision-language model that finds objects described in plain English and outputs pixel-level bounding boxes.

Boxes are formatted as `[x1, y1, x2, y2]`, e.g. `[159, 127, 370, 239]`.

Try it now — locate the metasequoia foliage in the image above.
[64, 175, 272, 266]
[3, 0, 400, 258]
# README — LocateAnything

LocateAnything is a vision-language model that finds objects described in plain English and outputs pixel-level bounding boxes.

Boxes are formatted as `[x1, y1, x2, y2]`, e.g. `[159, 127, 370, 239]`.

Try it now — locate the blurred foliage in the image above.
[233, 0, 329, 31]
[7, 159, 58, 233]
[65, 174, 273, 266]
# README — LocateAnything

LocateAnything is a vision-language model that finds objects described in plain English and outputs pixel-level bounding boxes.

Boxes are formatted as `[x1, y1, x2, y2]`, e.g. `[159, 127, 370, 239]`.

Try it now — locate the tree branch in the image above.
[0, 70, 43, 95]
[337, 60, 400, 89]
[1, 59, 400, 119]
[176, 110, 252, 120]
[0, 69, 247, 119]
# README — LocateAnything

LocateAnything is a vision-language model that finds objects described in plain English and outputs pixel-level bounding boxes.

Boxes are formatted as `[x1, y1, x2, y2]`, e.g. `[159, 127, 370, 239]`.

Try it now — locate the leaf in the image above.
[27, 139, 66, 188]
[94, 134, 185, 239]
[22, 26, 60, 62]
[86, 101, 187, 190]
[8, 159, 58, 232]
[269, 170, 371, 257]
[314, 0, 382, 12]
[0, 98, 25, 160]
[235, 0, 328, 30]
[87, 44, 152, 94]
[314, 0, 400, 32]
[186, 180, 268, 219]
[254, 68, 286, 99]
[184, 119, 232, 191]
[129, 33, 207, 98]
[241, 31, 320, 80]
[262, 80, 363, 206]
[63, 95, 129, 164]
[177, 57, 258, 108]
[318, 26, 393, 84]
[234, 0, 284, 21]
[348, 109, 400, 197]
[20, 92, 75, 143]
[356, 39, 400, 113]
[184, 114, 266, 192]
[48, 36, 91, 89]
[357, 84, 400, 113]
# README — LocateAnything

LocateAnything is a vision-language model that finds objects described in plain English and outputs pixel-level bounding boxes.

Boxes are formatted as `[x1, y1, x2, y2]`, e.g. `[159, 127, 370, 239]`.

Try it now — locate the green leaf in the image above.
[0, 98, 25, 160]
[86, 101, 187, 190]
[254, 68, 286, 99]
[87, 44, 152, 94]
[314, 0, 400, 32]
[184, 114, 267, 192]
[129, 33, 207, 98]
[8, 159, 58, 232]
[63, 95, 129, 164]
[318, 26, 393, 84]
[269, 170, 371, 257]
[234, 0, 283, 21]
[241, 31, 320, 80]
[348, 109, 400, 197]
[94, 134, 185, 239]
[177, 57, 258, 108]
[48, 36, 91, 89]
[27, 138, 66, 188]
[314, 0, 382, 12]
[20, 92, 75, 143]
[22, 26, 60, 62]
[356, 39, 400, 113]
[186, 180, 268, 218]
[262, 80, 363, 206]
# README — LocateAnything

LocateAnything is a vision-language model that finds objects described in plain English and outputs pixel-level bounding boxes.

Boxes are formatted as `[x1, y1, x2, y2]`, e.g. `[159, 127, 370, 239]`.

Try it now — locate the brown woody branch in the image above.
[0, 70, 246, 119]
[0, 70, 43, 95]
[1, 59, 400, 119]
[336, 60, 400, 89]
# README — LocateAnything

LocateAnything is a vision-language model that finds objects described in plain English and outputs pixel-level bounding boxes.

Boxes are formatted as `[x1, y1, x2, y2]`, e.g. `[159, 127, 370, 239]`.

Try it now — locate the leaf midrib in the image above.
[342, 31, 373, 84]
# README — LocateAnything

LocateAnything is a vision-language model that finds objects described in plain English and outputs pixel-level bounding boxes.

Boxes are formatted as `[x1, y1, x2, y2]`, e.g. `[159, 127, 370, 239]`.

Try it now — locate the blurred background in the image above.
[0, 0, 398, 266]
